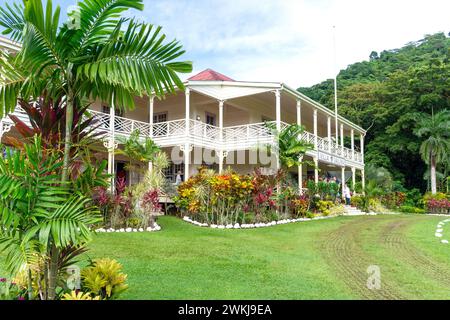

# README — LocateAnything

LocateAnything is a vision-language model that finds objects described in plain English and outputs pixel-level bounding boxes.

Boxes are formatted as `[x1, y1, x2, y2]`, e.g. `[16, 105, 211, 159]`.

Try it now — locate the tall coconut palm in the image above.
[0, 0, 192, 183]
[414, 110, 450, 194]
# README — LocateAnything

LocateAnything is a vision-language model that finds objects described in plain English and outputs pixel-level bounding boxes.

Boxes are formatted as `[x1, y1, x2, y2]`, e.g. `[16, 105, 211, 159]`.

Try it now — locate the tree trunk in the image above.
[431, 154, 437, 195]
[27, 269, 33, 300]
[62, 88, 74, 183]
[47, 244, 59, 300]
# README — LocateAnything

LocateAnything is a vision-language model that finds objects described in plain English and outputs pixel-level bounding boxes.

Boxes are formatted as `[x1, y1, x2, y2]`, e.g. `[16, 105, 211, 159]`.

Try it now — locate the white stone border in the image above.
[435, 219, 450, 244]
[182, 214, 376, 230]
[95, 223, 161, 233]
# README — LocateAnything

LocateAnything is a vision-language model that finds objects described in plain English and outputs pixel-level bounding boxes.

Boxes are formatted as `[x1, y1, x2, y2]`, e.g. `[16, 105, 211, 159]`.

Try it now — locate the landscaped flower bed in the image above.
[175, 168, 346, 226]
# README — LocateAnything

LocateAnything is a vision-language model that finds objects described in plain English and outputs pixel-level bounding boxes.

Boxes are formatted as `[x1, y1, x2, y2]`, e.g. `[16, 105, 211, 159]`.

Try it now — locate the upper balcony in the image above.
[1, 103, 364, 168]
[88, 109, 364, 167]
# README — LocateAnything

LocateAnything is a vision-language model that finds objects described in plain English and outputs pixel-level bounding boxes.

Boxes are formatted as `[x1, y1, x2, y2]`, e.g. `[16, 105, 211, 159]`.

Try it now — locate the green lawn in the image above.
[2, 214, 450, 299]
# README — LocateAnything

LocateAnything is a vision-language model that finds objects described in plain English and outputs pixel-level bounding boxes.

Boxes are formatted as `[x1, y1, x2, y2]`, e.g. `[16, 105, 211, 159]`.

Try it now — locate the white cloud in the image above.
[130, 0, 450, 87]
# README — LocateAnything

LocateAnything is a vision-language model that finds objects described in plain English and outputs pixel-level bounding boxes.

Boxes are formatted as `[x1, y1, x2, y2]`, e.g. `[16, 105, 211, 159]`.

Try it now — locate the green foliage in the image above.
[398, 206, 426, 214]
[0, 136, 101, 300]
[413, 110, 450, 193]
[0, 137, 100, 275]
[81, 258, 128, 300]
[316, 200, 333, 216]
[274, 124, 314, 169]
[117, 130, 161, 164]
[298, 33, 450, 191]
[0, 0, 192, 118]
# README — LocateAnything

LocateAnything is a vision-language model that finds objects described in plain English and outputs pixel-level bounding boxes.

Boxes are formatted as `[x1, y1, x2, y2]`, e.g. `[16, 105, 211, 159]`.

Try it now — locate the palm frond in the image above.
[79, 19, 192, 98]
[0, 2, 25, 42]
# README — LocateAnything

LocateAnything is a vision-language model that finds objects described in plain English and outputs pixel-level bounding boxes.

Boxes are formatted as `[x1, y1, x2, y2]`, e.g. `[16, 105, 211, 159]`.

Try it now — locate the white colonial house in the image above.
[0, 36, 366, 195]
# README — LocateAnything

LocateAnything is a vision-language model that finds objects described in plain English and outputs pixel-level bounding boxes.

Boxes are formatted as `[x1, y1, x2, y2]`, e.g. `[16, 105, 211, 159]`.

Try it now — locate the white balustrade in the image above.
[6, 108, 364, 164]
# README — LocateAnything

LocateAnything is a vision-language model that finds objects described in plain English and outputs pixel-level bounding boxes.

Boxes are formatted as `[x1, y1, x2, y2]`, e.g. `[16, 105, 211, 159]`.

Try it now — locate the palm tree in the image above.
[116, 129, 161, 185]
[0, 136, 100, 300]
[0, 0, 192, 184]
[414, 110, 450, 194]
[275, 124, 314, 170]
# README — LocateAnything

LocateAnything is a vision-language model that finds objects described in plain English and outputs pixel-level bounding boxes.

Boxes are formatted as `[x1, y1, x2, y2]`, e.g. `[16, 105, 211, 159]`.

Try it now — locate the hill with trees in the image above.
[298, 32, 450, 191]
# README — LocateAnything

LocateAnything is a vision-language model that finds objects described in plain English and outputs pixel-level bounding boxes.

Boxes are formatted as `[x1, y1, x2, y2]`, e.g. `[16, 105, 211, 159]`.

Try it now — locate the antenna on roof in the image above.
[333, 25, 339, 142]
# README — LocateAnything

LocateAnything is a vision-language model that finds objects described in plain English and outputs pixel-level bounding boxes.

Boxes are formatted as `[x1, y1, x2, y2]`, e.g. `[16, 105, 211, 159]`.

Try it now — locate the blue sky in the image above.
[1, 0, 449, 87]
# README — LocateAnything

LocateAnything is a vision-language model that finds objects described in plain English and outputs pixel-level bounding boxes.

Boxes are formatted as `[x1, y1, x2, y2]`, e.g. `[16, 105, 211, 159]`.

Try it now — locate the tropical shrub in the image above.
[404, 188, 423, 207]
[61, 291, 101, 300]
[0, 137, 101, 300]
[381, 192, 406, 209]
[422, 192, 450, 214]
[0, 278, 23, 300]
[81, 259, 128, 300]
[398, 206, 426, 214]
[426, 198, 450, 214]
[291, 196, 310, 217]
[316, 200, 334, 216]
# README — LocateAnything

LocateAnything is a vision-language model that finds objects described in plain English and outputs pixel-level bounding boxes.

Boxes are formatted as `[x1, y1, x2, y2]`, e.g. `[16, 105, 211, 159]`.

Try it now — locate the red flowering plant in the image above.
[141, 189, 162, 228]
[381, 192, 406, 209]
[426, 198, 450, 214]
[249, 168, 281, 221]
[290, 195, 310, 217]
[92, 186, 111, 225]
[92, 177, 135, 228]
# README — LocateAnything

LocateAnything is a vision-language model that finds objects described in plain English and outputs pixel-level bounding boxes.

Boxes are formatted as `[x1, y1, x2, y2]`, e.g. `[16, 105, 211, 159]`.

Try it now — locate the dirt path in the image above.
[379, 217, 450, 288]
[320, 216, 405, 299]
[320, 215, 450, 299]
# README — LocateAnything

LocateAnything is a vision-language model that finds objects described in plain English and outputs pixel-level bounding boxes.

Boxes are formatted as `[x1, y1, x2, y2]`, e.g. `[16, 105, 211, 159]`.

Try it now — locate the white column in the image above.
[184, 144, 190, 182]
[185, 88, 190, 135]
[148, 96, 155, 172]
[0, 121, 3, 141]
[313, 109, 318, 150]
[327, 116, 332, 152]
[314, 157, 319, 184]
[219, 100, 224, 174]
[184, 88, 191, 180]
[275, 90, 281, 170]
[351, 129, 355, 161]
[351, 167, 356, 193]
[340, 123, 344, 153]
[296, 100, 301, 126]
[298, 156, 303, 195]
[275, 90, 281, 131]
[341, 166, 346, 200]
[108, 101, 116, 193]
[149, 96, 155, 135]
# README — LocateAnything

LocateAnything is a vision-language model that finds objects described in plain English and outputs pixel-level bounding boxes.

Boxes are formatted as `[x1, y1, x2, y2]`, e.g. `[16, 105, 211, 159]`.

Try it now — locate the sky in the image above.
[1, 0, 449, 87]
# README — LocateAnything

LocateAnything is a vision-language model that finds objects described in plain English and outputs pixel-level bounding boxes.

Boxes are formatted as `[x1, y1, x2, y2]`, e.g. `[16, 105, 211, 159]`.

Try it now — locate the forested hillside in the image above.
[298, 33, 450, 191]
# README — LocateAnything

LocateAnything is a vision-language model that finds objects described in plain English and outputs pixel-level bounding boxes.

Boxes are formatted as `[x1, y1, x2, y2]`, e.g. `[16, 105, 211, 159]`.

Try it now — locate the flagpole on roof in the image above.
[333, 25, 339, 142]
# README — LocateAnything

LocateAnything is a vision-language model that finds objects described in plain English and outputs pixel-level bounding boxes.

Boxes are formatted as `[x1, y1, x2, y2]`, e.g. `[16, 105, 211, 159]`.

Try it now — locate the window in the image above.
[205, 112, 216, 126]
[153, 112, 168, 124]
[102, 105, 124, 117]
[163, 161, 184, 182]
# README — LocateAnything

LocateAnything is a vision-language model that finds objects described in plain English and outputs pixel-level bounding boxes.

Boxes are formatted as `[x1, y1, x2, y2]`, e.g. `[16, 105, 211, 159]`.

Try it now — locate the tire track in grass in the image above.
[320, 217, 404, 300]
[379, 217, 450, 289]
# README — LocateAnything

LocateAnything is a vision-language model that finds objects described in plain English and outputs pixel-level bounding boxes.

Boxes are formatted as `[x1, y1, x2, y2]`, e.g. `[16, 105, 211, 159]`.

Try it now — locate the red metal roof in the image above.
[188, 69, 235, 81]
